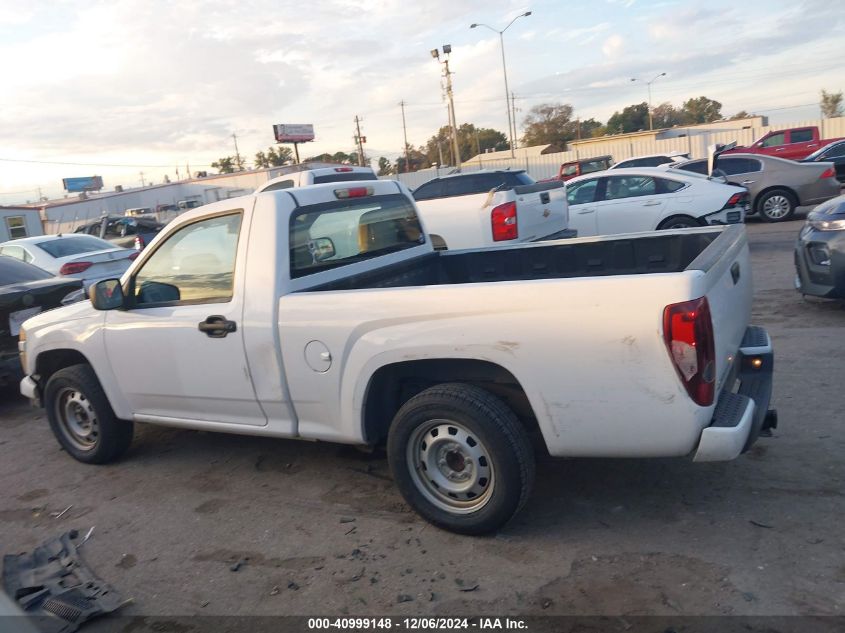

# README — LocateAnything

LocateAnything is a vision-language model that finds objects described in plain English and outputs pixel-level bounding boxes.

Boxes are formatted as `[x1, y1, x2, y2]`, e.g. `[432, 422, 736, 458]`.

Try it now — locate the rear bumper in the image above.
[693, 325, 775, 462]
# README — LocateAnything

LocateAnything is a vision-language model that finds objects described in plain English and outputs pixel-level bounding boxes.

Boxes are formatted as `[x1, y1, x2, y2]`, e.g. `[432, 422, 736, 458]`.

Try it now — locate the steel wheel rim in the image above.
[54, 387, 99, 451]
[407, 420, 495, 514]
[763, 195, 790, 219]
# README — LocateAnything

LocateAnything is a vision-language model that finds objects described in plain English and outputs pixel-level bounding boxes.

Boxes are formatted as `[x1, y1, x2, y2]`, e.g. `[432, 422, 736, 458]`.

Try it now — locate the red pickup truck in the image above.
[540, 155, 613, 182]
[726, 126, 845, 161]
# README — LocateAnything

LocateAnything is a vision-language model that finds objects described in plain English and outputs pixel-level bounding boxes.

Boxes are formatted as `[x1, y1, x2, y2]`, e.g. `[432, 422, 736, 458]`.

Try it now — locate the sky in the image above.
[0, 0, 842, 203]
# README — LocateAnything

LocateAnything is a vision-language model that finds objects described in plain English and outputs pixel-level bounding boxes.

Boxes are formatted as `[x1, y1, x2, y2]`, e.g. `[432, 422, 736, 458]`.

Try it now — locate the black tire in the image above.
[757, 189, 797, 222]
[44, 364, 133, 464]
[387, 383, 535, 535]
[657, 215, 701, 230]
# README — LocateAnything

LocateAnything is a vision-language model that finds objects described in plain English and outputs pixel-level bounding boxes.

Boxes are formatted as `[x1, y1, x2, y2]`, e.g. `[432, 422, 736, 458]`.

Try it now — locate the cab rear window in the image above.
[290, 194, 425, 279]
[312, 172, 374, 184]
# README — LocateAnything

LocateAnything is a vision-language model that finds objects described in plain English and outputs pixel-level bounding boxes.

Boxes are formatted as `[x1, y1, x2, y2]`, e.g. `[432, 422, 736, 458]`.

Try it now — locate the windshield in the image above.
[290, 193, 424, 278]
[0, 256, 53, 285]
[34, 235, 115, 258]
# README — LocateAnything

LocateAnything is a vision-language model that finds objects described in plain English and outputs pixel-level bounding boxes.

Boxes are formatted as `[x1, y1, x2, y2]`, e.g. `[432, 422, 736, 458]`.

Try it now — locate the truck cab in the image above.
[256, 164, 377, 193]
[543, 155, 613, 182]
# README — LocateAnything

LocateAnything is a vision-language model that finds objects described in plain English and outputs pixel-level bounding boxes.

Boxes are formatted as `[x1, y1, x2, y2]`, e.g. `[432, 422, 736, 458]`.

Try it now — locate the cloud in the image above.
[601, 34, 624, 59]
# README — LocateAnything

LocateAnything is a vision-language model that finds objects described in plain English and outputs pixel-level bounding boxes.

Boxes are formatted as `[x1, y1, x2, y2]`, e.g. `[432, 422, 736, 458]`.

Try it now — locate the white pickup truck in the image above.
[18, 179, 775, 534]
[411, 170, 574, 250]
[256, 164, 377, 193]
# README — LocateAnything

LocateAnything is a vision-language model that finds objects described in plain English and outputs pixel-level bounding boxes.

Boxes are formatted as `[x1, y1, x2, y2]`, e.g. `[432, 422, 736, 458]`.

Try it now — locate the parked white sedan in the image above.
[0, 235, 137, 289]
[565, 167, 748, 237]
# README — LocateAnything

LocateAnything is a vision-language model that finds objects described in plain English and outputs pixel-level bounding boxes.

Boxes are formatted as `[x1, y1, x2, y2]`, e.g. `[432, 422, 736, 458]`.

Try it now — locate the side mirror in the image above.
[89, 279, 125, 310]
[309, 237, 336, 262]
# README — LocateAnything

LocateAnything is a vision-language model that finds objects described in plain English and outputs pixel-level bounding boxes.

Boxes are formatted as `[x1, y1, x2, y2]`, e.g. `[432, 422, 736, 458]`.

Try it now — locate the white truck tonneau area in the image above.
[18, 180, 775, 534]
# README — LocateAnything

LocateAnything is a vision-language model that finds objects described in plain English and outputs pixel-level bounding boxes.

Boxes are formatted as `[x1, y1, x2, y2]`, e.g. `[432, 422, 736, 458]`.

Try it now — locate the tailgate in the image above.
[686, 225, 752, 395]
[510, 182, 568, 241]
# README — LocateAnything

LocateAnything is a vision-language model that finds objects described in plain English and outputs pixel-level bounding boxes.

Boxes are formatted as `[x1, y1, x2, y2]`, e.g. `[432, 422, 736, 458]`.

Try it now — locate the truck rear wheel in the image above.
[387, 383, 535, 535]
[44, 364, 133, 464]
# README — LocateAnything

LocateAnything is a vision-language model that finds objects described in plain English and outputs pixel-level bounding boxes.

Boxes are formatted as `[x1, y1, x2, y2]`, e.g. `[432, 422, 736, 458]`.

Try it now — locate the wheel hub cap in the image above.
[763, 195, 790, 219]
[55, 388, 99, 451]
[408, 420, 494, 514]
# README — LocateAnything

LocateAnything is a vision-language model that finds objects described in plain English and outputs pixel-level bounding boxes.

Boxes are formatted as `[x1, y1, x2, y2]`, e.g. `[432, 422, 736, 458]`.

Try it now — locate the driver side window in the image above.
[132, 212, 242, 307]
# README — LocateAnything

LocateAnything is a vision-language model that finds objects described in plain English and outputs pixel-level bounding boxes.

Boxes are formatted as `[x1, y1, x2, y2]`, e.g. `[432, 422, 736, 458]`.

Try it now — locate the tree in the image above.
[254, 146, 293, 168]
[211, 157, 235, 174]
[422, 123, 509, 165]
[395, 147, 429, 173]
[728, 110, 754, 120]
[681, 96, 723, 124]
[377, 157, 394, 176]
[303, 151, 359, 164]
[820, 90, 844, 118]
[650, 102, 685, 128]
[520, 103, 577, 147]
[607, 103, 649, 133]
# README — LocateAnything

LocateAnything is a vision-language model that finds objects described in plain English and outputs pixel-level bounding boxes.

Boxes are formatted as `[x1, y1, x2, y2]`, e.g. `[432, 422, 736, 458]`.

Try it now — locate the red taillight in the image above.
[491, 201, 518, 241]
[335, 186, 373, 199]
[334, 167, 354, 172]
[662, 296, 716, 406]
[820, 167, 835, 179]
[134, 235, 144, 250]
[128, 251, 140, 260]
[726, 193, 743, 207]
[59, 261, 93, 275]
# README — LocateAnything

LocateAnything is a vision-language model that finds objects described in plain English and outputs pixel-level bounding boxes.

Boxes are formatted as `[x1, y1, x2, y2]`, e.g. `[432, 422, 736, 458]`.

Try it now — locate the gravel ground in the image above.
[1, 217, 843, 624]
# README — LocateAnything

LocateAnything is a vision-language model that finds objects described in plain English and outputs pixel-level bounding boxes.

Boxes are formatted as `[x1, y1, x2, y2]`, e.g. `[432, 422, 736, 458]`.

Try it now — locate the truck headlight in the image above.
[809, 219, 845, 231]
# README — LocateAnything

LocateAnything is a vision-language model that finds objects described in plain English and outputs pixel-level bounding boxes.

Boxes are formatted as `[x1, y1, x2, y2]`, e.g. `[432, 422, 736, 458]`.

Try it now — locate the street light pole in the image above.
[631, 72, 667, 131]
[470, 11, 532, 159]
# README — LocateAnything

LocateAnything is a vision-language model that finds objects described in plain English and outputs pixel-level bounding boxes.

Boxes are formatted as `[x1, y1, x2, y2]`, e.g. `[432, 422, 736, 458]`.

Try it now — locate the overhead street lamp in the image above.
[631, 72, 667, 131]
[470, 11, 532, 158]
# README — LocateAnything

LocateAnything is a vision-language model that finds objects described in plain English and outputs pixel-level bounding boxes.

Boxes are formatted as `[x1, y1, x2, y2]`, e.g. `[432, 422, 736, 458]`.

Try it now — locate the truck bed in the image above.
[305, 228, 726, 292]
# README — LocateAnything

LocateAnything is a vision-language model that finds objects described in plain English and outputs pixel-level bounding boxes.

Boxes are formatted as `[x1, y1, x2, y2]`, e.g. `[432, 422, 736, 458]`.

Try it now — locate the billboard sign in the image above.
[62, 176, 104, 192]
[273, 124, 315, 143]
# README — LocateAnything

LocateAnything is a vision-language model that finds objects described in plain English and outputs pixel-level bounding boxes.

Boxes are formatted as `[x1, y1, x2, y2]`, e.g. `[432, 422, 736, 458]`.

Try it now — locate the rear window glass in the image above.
[676, 161, 707, 175]
[312, 172, 375, 184]
[719, 157, 762, 175]
[428, 172, 534, 198]
[0, 256, 53, 285]
[290, 194, 425, 278]
[581, 159, 610, 174]
[34, 236, 114, 258]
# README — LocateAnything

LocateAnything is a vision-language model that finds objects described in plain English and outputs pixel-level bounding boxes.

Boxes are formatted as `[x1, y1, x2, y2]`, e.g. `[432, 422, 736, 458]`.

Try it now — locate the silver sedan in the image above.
[671, 153, 841, 222]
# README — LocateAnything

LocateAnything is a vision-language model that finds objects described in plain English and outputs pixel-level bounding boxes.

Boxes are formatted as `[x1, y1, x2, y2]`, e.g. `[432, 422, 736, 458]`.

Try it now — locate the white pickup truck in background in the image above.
[411, 170, 574, 249]
[256, 164, 377, 193]
[19, 179, 775, 534]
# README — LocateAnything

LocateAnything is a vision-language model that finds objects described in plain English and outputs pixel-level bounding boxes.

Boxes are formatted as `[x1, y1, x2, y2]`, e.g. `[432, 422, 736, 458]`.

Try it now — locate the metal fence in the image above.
[388, 116, 845, 189]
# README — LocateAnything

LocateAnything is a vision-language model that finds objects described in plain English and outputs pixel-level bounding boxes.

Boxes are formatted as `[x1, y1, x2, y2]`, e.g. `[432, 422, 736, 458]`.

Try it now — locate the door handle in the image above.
[741, 180, 756, 185]
[198, 315, 237, 338]
[643, 201, 661, 206]
[775, 147, 785, 151]
[807, 143, 818, 148]
[577, 208, 595, 214]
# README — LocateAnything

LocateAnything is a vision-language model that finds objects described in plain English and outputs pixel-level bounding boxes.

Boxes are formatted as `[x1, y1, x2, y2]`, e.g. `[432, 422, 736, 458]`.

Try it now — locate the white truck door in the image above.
[103, 210, 267, 426]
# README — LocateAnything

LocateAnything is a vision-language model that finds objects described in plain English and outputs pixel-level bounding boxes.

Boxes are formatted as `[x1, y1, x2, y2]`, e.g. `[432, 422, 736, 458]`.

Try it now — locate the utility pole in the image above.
[431, 46, 461, 170]
[576, 116, 581, 141]
[232, 133, 244, 170]
[186, 162, 191, 179]
[442, 58, 461, 169]
[399, 100, 411, 173]
[139, 171, 146, 187]
[511, 92, 519, 149]
[354, 116, 366, 167]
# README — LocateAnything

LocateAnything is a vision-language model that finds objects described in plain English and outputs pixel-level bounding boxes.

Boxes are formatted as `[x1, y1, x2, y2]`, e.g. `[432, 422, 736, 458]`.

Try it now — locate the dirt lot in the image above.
[1, 218, 843, 622]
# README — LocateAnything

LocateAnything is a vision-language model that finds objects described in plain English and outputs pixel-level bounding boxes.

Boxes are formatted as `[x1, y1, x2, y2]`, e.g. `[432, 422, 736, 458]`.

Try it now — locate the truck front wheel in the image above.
[44, 364, 133, 464]
[387, 383, 535, 535]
